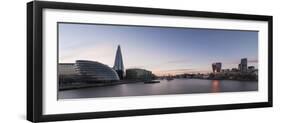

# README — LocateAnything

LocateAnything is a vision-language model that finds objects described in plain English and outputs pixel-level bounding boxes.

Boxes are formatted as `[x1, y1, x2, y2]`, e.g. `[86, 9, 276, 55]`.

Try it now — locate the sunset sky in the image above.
[58, 23, 258, 76]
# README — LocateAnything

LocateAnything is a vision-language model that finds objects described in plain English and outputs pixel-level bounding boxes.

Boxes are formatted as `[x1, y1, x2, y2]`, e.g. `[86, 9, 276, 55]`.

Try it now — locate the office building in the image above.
[126, 68, 152, 80]
[240, 58, 248, 72]
[216, 63, 222, 72]
[58, 63, 79, 84]
[212, 62, 222, 73]
[113, 45, 125, 79]
[212, 63, 216, 73]
[75, 60, 120, 82]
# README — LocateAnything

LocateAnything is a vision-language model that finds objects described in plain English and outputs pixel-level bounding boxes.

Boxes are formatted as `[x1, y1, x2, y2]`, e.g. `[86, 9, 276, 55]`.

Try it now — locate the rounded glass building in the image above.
[75, 60, 120, 82]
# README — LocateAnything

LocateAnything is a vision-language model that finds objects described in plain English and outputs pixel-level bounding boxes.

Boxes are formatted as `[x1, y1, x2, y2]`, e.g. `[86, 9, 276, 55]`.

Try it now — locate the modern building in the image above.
[240, 58, 248, 72]
[212, 63, 216, 73]
[216, 63, 222, 72]
[126, 68, 152, 80]
[75, 60, 120, 82]
[58, 63, 79, 85]
[212, 62, 222, 73]
[58, 63, 77, 75]
[113, 45, 125, 79]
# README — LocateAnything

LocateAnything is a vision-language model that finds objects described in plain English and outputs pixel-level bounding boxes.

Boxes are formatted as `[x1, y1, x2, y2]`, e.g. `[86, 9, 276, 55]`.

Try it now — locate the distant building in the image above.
[126, 68, 152, 80]
[248, 66, 255, 70]
[212, 62, 222, 73]
[240, 58, 248, 72]
[212, 63, 216, 73]
[231, 68, 239, 72]
[216, 63, 222, 72]
[222, 69, 230, 73]
[75, 60, 120, 82]
[113, 45, 125, 79]
[248, 66, 255, 72]
[238, 64, 241, 71]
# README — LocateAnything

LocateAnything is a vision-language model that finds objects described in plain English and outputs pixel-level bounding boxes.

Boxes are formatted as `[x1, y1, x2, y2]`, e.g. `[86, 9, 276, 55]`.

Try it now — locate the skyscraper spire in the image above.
[113, 45, 124, 79]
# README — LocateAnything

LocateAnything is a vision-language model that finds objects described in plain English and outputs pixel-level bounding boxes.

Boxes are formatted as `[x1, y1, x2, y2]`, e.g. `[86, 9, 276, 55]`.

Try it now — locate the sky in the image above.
[58, 23, 258, 76]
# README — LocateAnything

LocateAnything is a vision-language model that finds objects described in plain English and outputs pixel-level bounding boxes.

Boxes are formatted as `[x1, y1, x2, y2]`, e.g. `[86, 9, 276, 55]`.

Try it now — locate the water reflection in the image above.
[59, 79, 258, 99]
[211, 80, 220, 93]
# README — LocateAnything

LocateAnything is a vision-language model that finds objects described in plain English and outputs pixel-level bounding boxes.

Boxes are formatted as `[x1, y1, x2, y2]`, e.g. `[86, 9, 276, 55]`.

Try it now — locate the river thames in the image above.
[58, 79, 258, 99]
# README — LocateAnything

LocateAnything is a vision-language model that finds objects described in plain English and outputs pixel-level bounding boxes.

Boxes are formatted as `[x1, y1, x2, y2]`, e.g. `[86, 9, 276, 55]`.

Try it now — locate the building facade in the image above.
[58, 63, 79, 85]
[240, 58, 248, 72]
[212, 62, 222, 73]
[59, 60, 120, 84]
[216, 63, 222, 72]
[113, 45, 125, 79]
[126, 68, 152, 80]
[212, 63, 216, 73]
[58, 63, 77, 75]
[75, 60, 120, 82]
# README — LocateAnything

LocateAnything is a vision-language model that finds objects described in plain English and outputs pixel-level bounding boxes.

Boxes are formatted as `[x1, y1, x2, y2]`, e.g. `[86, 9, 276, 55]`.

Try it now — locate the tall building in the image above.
[216, 63, 222, 72]
[212, 63, 216, 73]
[212, 62, 222, 73]
[113, 45, 124, 79]
[240, 58, 247, 72]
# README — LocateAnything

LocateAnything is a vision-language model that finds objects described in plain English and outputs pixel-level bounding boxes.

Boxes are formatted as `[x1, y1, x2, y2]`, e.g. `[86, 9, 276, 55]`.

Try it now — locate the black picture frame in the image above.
[27, 1, 273, 122]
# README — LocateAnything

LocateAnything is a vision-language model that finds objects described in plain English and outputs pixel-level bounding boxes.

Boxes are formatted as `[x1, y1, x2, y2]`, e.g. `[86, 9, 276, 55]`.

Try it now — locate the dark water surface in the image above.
[58, 79, 258, 99]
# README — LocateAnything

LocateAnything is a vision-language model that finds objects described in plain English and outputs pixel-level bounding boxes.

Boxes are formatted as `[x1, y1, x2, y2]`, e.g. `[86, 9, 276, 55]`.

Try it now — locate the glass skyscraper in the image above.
[113, 45, 125, 79]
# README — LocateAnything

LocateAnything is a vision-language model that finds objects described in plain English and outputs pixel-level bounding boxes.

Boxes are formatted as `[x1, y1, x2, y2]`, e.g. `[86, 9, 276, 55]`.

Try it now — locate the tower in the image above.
[212, 62, 222, 73]
[240, 58, 247, 72]
[113, 45, 124, 79]
[216, 62, 222, 72]
[212, 63, 216, 73]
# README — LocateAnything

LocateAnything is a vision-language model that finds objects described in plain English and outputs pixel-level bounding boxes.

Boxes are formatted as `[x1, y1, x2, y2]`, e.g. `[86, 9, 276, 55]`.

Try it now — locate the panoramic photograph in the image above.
[57, 22, 258, 99]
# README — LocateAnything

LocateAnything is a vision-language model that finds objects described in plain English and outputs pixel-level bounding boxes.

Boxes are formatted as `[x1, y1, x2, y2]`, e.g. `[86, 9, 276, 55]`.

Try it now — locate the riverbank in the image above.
[59, 78, 257, 91]
[59, 80, 159, 90]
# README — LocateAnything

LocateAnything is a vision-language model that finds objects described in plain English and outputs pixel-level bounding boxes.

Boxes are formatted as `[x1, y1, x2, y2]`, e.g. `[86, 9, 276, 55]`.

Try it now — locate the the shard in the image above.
[113, 45, 124, 79]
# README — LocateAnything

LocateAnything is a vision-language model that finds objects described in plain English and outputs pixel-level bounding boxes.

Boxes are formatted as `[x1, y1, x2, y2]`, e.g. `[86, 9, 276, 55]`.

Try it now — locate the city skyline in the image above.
[58, 23, 258, 76]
